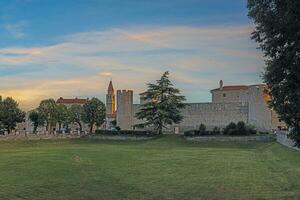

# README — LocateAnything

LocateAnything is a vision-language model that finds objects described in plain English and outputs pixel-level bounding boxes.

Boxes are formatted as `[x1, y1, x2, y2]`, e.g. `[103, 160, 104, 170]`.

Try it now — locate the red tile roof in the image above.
[56, 97, 88, 104]
[211, 85, 249, 92]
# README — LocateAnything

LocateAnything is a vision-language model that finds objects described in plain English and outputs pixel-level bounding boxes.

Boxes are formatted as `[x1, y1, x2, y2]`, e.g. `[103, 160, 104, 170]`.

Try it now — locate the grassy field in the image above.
[0, 136, 299, 200]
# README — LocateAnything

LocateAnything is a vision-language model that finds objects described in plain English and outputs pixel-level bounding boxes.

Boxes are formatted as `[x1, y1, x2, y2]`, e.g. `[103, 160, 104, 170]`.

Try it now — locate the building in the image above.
[116, 80, 286, 132]
[56, 97, 88, 107]
[106, 81, 117, 129]
[22, 80, 286, 134]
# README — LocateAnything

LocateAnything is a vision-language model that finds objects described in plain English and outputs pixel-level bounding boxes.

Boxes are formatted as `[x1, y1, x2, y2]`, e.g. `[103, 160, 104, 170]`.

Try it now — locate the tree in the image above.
[0, 97, 25, 134]
[82, 98, 106, 133]
[248, 0, 300, 146]
[135, 71, 186, 134]
[38, 99, 58, 133]
[29, 110, 46, 134]
[55, 104, 69, 130]
[69, 104, 84, 132]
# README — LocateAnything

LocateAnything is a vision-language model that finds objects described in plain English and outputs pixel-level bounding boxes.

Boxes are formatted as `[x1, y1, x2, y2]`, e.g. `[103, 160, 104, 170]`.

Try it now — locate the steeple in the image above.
[106, 80, 116, 114]
[108, 80, 114, 94]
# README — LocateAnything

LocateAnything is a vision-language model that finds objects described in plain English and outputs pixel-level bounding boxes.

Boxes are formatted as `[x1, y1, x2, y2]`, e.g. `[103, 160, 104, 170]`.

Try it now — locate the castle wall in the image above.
[246, 86, 272, 131]
[177, 102, 249, 132]
[117, 90, 133, 130]
[212, 90, 246, 103]
[132, 102, 249, 133]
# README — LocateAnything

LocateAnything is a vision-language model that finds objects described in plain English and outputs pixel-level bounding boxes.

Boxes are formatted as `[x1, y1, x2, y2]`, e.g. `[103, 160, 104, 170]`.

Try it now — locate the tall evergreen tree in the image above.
[248, 0, 300, 146]
[136, 71, 186, 134]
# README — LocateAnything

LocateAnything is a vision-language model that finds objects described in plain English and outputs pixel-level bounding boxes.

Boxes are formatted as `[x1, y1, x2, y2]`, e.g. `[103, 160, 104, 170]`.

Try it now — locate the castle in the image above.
[106, 80, 285, 133]
[21, 80, 285, 134]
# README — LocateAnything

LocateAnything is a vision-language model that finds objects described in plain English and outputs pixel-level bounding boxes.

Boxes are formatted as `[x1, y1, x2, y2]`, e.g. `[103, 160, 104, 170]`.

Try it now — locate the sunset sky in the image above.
[0, 0, 264, 110]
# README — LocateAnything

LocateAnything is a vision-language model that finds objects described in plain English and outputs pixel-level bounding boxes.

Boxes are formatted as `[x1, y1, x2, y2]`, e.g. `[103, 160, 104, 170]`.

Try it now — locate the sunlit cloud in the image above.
[0, 25, 264, 110]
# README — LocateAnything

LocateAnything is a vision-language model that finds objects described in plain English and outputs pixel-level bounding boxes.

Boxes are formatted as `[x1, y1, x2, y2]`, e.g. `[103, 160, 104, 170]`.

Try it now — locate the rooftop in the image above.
[56, 97, 88, 104]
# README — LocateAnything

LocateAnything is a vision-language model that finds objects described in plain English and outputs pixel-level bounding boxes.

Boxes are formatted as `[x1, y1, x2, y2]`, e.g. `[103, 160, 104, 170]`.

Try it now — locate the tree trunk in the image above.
[89, 123, 93, 133]
[33, 125, 37, 134]
[78, 122, 82, 132]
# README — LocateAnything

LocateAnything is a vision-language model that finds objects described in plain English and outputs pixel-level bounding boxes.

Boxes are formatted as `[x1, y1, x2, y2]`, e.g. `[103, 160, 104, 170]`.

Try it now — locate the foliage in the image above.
[55, 104, 69, 130]
[68, 104, 84, 132]
[94, 129, 155, 136]
[0, 97, 25, 133]
[198, 124, 207, 135]
[29, 110, 46, 134]
[135, 71, 186, 134]
[211, 126, 221, 135]
[223, 122, 257, 135]
[223, 122, 237, 135]
[38, 99, 58, 132]
[82, 97, 106, 133]
[248, 0, 300, 146]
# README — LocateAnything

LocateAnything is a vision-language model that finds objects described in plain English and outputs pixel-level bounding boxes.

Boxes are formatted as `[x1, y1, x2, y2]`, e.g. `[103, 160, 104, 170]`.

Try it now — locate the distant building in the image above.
[106, 81, 117, 129]
[117, 80, 286, 132]
[22, 80, 286, 134]
[56, 97, 88, 107]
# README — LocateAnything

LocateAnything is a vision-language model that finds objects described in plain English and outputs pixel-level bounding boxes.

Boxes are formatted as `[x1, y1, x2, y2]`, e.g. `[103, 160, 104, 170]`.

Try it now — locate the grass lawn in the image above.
[0, 135, 299, 200]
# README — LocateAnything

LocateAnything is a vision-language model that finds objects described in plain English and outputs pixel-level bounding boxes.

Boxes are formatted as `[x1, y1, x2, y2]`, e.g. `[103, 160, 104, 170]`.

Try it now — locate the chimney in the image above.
[219, 80, 223, 90]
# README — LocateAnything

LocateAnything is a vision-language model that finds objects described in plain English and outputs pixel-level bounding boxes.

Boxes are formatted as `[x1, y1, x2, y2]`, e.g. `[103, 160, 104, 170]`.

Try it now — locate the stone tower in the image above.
[106, 80, 116, 114]
[116, 90, 133, 130]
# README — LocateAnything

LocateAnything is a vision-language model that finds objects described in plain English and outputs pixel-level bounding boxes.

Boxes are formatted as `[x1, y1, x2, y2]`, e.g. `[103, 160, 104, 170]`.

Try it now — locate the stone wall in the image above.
[177, 102, 249, 132]
[276, 132, 299, 151]
[186, 135, 276, 142]
[117, 90, 133, 130]
[132, 102, 249, 133]
[246, 85, 272, 131]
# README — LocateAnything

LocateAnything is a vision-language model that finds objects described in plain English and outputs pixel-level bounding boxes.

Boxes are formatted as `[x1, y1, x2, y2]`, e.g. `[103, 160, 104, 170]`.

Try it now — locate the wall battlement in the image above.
[117, 90, 133, 130]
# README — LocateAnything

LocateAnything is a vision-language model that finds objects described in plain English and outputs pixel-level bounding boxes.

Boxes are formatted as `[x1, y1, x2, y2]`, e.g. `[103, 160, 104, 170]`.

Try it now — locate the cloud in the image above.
[0, 25, 264, 110]
[99, 72, 112, 77]
[4, 21, 29, 39]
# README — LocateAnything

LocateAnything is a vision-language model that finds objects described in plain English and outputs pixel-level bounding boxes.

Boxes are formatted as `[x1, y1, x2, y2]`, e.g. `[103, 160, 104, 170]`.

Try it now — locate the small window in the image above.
[223, 93, 226, 97]
[279, 119, 282, 122]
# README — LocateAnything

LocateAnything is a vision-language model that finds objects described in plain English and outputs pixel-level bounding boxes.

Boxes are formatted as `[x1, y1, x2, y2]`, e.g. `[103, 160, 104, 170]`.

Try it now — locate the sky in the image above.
[0, 0, 264, 110]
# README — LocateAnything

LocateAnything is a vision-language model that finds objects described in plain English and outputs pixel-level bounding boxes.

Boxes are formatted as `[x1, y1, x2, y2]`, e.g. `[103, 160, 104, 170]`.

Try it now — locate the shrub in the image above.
[246, 125, 257, 135]
[184, 130, 195, 137]
[211, 127, 221, 135]
[94, 129, 155, 136]
[259, 131, 269, 135]
[223, 122, 237, 135]
[223, 121, 257, 135]
[236, 121, 247, 135]
[198, 124, 207, 135]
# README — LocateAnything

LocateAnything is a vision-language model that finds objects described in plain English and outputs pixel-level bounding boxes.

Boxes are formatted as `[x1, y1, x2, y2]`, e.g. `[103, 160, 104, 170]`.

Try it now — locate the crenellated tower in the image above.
[106, 80, 116, 114]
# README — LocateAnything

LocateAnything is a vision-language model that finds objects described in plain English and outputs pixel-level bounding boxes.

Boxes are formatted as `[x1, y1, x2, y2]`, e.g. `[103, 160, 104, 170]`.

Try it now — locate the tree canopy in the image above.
[69, 104, 84, 132]
[38, 99, 58, 132]
[0, 97, 25, 133]
[82, 98, 106, 133]
[29, 110, 46, 134]
[135, 71, 186, 134]
[248, 0, 300, 146]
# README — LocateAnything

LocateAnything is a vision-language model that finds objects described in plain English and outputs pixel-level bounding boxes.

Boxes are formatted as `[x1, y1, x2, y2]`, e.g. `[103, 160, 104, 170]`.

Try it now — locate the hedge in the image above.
[94, 130, 156, 136]
[184, 121, 258, 137]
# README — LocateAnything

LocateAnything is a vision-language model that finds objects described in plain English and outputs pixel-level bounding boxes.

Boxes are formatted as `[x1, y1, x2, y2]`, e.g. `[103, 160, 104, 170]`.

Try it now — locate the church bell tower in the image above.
[106, 80, 116, 114]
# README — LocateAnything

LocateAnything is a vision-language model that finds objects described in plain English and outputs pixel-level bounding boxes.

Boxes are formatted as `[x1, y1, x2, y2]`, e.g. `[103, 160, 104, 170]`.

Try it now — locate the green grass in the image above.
[0, 135, 299, 200]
